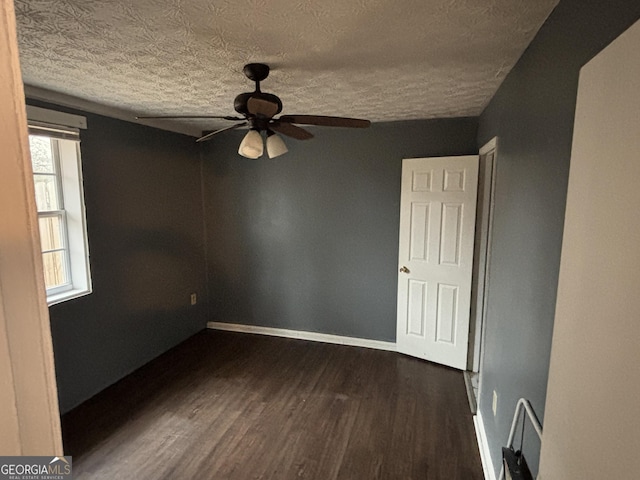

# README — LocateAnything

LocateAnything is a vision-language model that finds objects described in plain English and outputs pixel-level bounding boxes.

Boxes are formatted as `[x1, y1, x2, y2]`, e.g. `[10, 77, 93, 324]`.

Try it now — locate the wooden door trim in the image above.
[0, 0, 63, 455]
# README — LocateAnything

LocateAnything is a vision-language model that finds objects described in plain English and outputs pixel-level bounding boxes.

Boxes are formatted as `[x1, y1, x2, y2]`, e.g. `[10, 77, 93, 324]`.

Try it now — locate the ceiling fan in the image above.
[136, 63, 371, 158]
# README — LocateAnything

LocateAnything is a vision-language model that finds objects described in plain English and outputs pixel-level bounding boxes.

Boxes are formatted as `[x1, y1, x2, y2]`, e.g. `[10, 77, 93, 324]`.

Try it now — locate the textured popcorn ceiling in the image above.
[15, 0, 558, 136]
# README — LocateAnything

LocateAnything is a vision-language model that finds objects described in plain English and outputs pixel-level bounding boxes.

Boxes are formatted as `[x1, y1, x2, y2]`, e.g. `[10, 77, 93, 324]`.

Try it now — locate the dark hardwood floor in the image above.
[62, 330, 483, 479]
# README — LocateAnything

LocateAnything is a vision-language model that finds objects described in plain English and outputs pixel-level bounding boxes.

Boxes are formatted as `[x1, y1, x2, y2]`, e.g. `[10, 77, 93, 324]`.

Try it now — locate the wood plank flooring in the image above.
[62, 330, 483, 479]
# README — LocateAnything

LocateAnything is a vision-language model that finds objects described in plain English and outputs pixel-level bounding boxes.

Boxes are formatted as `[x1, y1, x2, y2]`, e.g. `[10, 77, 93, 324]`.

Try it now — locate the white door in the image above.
[396, 156, 479, 369]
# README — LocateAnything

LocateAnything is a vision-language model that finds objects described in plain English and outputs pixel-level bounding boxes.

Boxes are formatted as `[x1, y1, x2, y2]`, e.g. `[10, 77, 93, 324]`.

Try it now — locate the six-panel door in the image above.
[396, 156, 479, 369]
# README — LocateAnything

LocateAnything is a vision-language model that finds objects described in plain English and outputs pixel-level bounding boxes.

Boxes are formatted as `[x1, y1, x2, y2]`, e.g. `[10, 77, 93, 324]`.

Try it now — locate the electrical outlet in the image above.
[190, 293, 197, 305]
[492, 390, 498, 416]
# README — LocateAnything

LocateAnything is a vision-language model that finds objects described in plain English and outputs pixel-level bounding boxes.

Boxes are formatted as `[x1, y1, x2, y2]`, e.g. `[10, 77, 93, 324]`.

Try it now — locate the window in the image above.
[27, 106, 91, 305]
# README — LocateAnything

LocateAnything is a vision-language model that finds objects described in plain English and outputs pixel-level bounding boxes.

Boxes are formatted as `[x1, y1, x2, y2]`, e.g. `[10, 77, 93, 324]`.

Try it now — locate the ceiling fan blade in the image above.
[270, 121, 314, 140]
[136, 115, 245, 121]
[280, 115, 371, 128]
[196, 122, 247, 143]
[247, 97, 279, 118]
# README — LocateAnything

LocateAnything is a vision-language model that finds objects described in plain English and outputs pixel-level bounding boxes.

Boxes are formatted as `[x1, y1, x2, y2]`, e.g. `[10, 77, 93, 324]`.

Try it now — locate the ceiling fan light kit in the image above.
[137, 63, 371, 158]
[237, 129, 288, 159]
[266, 130, 288, 158]
[238, 129, 263, 159]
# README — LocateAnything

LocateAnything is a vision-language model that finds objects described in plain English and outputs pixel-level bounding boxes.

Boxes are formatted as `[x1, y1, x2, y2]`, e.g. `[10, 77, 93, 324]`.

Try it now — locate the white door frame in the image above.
[468, 137, 499, 373]
[468, 137, 499, 418]
[0, 0, 63, 455]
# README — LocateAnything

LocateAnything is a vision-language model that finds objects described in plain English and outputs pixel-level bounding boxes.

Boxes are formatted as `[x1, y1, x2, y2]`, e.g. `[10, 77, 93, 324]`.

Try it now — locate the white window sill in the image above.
[47, 288, 92, 306]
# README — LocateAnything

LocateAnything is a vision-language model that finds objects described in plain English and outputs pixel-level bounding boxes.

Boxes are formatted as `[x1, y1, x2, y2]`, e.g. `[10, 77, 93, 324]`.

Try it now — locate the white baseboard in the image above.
[463, 371, 478, 414]
[474, 411, 497, 480]
[206, 322, 397, 352]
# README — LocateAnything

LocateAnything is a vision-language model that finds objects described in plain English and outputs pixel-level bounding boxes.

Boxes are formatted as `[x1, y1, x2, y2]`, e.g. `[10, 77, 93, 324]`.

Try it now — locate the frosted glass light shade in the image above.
[238, 130, 263, 158]
[266, 132, 288, 158]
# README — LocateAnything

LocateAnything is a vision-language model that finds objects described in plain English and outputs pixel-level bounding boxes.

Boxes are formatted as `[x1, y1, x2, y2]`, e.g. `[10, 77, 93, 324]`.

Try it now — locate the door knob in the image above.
[399, 266, 410, 274]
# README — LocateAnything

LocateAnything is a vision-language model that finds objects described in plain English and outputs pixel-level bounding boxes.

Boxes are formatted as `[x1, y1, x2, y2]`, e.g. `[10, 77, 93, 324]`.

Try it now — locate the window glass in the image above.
[29, 135, 55, 173]
[38, 215, 65, 251]
[42, 250, 68, 289]
[33, 174, 61, 211]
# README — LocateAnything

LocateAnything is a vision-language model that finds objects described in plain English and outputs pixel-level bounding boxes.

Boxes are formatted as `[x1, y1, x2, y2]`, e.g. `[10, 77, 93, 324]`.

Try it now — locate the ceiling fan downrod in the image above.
[234, 63, 282, 118]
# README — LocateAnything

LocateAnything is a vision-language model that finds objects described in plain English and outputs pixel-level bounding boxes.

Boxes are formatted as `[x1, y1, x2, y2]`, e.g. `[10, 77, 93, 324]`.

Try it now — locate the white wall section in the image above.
[539, 18, 640, 480]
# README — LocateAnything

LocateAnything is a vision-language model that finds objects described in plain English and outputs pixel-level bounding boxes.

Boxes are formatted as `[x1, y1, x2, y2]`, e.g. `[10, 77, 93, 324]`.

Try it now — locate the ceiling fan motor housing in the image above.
[234, 91, 282, 117]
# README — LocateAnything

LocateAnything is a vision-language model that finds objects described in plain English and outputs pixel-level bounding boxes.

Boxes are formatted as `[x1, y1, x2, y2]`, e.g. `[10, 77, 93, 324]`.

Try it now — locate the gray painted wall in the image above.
[476, 1, 640, 476]
[202, 118, 478, 341]
[28, 102, 209, 413]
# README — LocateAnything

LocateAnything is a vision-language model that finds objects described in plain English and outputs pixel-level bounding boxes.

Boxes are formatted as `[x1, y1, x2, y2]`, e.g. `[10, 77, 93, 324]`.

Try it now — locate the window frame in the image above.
[27, 106, 92, 306]
[34, 137, 73, 296]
